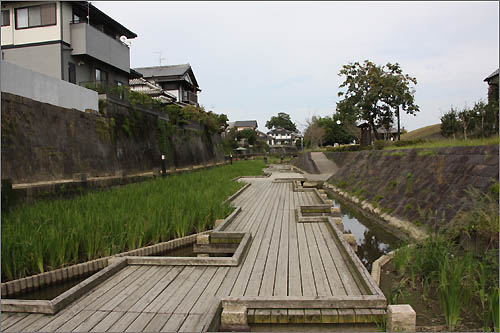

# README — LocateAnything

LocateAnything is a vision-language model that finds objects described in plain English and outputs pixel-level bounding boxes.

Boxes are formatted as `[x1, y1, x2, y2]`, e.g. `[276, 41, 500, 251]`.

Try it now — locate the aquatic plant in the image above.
[1, 160, 265, 281]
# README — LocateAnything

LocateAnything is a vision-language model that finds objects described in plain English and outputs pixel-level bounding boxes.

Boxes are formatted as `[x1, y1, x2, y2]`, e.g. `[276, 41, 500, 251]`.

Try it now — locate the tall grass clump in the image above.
[393, 244, 412, 276]
[1, 160, 265, 281]
[437, 254, 471, 331]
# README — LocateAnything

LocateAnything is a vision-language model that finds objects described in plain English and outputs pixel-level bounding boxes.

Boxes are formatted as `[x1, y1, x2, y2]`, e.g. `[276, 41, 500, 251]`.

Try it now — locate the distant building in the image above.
[1, 1, 138, 86]
[129, 77, 177, 104]
[357, 123, 399, 146]
[267, 127, 300, 146]
[233, 120, 258, 132]
[133, 64, 201, 106]
[484, 68, 499, 105]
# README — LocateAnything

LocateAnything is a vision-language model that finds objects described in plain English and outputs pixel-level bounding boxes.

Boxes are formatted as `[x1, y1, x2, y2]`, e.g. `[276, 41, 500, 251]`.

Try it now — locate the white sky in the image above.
[94, 1, 499, 132]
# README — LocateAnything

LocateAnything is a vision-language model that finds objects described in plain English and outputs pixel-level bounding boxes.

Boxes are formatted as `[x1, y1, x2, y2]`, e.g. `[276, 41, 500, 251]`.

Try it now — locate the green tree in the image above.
[337, 60, 419, 140]
[316, 116, 356, 145]
[266, 112, 297, 132]
[236, 128, 257, 145]
[440, 108, 460, 139]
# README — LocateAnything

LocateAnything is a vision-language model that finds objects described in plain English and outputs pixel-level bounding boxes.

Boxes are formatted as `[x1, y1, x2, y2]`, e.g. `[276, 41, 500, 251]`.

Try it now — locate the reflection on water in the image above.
[331, 199, 400, 270]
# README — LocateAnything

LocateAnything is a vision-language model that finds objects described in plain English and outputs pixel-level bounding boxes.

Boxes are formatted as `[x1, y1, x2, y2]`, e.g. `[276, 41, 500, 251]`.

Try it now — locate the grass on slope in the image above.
[384, 136, 499, 150]
[401, 124, 443, 141]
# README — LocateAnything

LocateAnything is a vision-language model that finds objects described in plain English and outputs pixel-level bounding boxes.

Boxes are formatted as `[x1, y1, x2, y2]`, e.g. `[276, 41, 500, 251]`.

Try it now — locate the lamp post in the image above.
[161, 154, 166, 177]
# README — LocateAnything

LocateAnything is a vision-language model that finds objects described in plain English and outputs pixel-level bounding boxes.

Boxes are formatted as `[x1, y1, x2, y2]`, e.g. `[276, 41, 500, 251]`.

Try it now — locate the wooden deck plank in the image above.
[161, 313, 187, 332]
[157, 267, 207, 314]
[1, 313, 29, 330]
[129, 266, 183, 313]
[244, 183, 283, 296]
[14, 313, 54, 332]
[143, 266, 194, 313]
[106, 312, 140, 332]
[310, 223, 348, 296]
[318, 223, 361, 295]
[142, 313, 172, 332]
[178, 313, 204, 332]
[273, 183, 290, 296]
[174, 266, 217, 314]
[296, 222, 317, 296]
[83, 311, 123, 332]
[303, 223, 332, 296]
[259, 183, 286, 296]
[229, 182, 282, 296]
[4, 313, 42, 332]
[228, 180, 273, 232]
[190, 267, 229, 314]
[288, 185, 302, 297]
[125, 312, 155, 332]
[55, 308, 95, 332]
[111, 266, 170, 312]
[100, 266, 159, 311]
[85, 265, 150, 311]
[72, 310, 110, 332]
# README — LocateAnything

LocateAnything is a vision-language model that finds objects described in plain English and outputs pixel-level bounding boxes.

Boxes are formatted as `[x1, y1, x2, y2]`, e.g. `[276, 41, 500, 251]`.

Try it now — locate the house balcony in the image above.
[182, 90, 198, 105]
[70, 22, 130, 73]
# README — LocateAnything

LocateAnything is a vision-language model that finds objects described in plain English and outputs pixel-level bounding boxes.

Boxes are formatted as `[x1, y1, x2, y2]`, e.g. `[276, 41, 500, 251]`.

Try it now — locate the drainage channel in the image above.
[330, 196, 400, 271]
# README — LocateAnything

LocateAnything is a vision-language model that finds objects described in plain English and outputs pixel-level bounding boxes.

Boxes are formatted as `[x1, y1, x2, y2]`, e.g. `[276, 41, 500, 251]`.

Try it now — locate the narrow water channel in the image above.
[330, 196, 400, 271]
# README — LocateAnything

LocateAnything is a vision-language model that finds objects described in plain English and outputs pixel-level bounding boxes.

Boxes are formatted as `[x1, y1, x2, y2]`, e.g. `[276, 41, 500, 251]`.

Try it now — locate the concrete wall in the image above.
[1, 92, 224, 183]
[2, 43, 62, 79]
[1, 61, 98, 112]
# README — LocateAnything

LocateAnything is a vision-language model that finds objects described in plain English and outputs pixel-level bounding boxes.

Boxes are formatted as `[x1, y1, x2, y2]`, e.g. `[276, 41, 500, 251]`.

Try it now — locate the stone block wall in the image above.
[325, 146, 499, 229]
[1, 92, 224, 184]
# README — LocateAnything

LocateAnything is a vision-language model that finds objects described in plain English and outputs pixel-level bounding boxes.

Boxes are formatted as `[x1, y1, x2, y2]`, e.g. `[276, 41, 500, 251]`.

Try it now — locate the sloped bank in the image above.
[324, 145, 498, 233]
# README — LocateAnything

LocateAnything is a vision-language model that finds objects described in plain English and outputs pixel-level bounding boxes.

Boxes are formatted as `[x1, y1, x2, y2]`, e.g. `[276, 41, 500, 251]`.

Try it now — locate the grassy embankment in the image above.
[1, 160, 265, 281]
[389, 183, 499, 331]
[384, 135, 499, 150]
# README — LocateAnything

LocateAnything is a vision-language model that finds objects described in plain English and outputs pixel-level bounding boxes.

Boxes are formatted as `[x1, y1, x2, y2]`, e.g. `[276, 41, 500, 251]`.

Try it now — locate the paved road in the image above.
[305, 152, 339, 182]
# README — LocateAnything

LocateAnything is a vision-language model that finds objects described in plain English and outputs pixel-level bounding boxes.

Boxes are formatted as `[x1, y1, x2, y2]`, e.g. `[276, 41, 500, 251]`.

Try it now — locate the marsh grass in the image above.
[1, 160, 265, 281]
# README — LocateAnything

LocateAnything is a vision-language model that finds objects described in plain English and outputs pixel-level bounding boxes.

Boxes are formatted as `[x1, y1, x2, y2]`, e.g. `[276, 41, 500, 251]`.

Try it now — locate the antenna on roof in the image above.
[155, 51, 166, 67]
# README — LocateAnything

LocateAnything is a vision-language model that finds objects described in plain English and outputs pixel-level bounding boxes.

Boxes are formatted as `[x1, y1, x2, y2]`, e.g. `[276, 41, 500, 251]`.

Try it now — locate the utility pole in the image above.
[397, 106, 401, 141]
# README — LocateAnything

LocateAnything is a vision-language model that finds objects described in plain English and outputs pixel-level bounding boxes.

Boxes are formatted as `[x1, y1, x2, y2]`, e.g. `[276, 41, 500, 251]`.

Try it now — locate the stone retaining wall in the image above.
[325, 145, 498, 230]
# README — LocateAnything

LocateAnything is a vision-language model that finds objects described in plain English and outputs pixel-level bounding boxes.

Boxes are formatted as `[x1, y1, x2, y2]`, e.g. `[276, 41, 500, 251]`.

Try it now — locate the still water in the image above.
[330, 197, 400, 270]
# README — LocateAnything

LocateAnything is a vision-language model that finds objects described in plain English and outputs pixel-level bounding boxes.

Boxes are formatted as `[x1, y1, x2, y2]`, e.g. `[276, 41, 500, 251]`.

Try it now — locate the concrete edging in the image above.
[324, 184, 428, 242]
[1, 258, 127, 314]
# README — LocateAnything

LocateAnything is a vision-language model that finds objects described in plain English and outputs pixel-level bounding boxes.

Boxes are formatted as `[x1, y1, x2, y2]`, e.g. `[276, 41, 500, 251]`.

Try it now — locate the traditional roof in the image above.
[484, 69, 499, 82]
[129, 77, 177, 103]
[234, 120, 258, 128]
[133, 64, 200, 91]
[267, 127, 293, 135]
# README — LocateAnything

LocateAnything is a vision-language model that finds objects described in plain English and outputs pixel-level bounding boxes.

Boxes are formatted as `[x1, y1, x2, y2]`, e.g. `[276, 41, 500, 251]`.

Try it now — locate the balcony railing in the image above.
[70, 22, 130, 73]
[182, 91, 198, 105]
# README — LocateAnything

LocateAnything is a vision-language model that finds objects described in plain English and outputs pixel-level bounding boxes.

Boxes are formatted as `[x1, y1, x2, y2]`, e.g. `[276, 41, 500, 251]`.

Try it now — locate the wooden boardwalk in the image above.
[2, 169, 383, 332]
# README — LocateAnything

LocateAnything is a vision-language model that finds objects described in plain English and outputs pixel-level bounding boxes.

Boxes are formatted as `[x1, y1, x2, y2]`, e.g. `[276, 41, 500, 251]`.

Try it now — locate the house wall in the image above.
[2, 43, 62, 79]
[0, 1, 63, 46]
[1, 61, 98, 112]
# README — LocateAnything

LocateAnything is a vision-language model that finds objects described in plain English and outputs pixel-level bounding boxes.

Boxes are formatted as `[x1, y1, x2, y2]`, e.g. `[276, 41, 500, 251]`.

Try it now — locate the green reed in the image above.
[1, 160, 265, 281]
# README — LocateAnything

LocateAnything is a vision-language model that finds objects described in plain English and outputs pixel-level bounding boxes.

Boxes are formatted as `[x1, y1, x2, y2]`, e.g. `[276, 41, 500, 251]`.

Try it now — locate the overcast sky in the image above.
[94, 1, 498, 132]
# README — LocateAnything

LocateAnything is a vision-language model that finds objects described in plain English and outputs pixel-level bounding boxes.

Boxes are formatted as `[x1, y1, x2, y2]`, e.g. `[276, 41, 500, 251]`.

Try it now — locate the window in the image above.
[2, 10, 10, 27]
[68, 62, 76, 84]
[15, 3, 56, 29]
[95, 68, 107, 83]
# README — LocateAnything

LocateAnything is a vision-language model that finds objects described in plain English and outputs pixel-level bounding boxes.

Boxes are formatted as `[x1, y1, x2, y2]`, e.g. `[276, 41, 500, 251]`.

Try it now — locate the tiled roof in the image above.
[484, 69, 499, 82]
[133, 64, 191, 78]
[234, 120, 258, 128]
